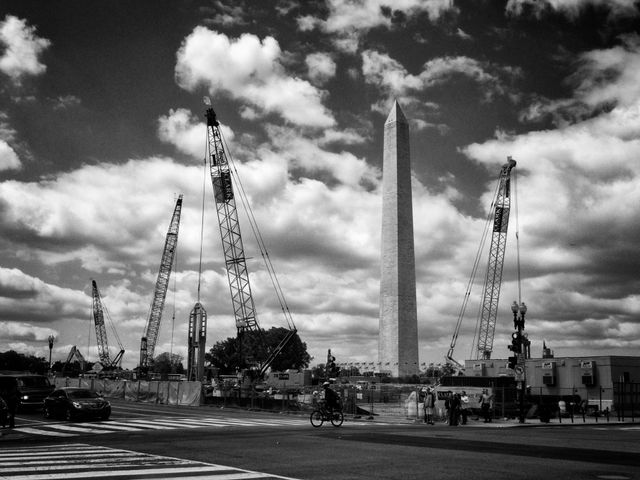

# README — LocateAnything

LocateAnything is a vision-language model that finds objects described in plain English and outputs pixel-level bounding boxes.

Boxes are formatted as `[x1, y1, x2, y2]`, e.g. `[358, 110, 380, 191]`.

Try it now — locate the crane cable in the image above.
[196, 152, 207, 303]
[219, 132, 296, 331]
[452, 170, 502, 361]
[513, 169, 522, 304]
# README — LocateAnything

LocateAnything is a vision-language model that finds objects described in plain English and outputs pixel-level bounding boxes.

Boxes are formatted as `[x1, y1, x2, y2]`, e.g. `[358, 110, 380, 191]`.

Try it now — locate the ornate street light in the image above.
[47, 335, 55, 372]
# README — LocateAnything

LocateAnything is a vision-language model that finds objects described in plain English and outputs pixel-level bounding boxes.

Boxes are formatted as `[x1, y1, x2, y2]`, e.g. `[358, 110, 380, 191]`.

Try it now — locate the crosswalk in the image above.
[13, 415, 313, 437]
[0, 443, 300, 479]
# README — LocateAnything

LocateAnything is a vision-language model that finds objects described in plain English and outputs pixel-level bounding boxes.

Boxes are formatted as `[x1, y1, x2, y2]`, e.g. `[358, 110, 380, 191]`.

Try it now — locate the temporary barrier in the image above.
[53, 377, 202, 406]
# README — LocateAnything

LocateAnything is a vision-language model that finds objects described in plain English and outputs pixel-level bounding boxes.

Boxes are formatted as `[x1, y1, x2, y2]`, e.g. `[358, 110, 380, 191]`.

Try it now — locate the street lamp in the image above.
[510, 301, 527, 424]
[47, 335, 55, 373]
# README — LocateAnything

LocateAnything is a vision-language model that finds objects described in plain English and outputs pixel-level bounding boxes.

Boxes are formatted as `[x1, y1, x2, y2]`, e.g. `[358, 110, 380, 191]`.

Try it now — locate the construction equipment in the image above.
[187, 302, 207, 381]
[139, 195, 183, 373]
[446, 157, 517, 367]
[62, 346, 86, 375]
[204, 98, 296, 378]
[91, 280, 125, 369]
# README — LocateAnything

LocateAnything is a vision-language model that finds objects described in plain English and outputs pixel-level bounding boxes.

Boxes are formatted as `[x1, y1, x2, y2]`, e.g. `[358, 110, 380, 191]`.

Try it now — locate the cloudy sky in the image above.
[1, 0, 639, 372]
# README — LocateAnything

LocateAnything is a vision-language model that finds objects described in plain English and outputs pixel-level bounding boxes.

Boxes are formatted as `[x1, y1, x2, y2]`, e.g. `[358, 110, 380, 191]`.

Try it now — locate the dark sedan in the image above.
[43, 387, 111, 421]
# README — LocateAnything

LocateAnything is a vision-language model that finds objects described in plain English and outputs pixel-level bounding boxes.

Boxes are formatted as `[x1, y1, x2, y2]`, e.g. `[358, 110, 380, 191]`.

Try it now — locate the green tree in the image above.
[0, 350, 48, 374]
[151, 352, 184, 378]
[208, 327, 310, 375]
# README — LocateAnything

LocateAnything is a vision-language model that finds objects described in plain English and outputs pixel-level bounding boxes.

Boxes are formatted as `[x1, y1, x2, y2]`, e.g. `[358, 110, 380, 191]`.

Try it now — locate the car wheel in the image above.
[64, 407, 74, 422]
[43, 405, 52, 419]
[100, 413, 110, 421]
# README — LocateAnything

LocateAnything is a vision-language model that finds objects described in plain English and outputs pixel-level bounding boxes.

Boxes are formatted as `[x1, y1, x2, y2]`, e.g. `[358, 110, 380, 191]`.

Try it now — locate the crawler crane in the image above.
[139, 195, 183, 373]
[446, 157, 517, 368]
[91, 279, 124, 369]
[204, 98, 296, 378]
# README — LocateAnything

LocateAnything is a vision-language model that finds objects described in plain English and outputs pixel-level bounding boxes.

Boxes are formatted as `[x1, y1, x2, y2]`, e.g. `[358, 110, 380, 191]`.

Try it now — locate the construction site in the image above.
[52, 100, 640, 423]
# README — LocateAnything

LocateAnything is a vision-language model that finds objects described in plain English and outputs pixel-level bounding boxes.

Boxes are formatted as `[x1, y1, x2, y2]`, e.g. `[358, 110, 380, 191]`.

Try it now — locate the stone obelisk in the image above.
[378, 100, 419, 378]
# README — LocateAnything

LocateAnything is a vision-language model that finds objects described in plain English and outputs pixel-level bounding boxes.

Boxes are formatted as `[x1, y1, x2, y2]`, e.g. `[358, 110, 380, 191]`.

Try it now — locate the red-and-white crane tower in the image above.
[139, 194, 183, 371]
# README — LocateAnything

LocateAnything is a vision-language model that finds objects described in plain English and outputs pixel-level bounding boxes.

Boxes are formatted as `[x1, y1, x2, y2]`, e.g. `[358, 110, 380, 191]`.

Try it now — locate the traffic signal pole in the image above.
[510, 301, 528, 424]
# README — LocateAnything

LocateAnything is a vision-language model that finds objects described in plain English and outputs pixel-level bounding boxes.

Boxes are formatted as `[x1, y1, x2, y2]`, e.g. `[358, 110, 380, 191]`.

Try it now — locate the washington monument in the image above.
[378, 100, 419, 377]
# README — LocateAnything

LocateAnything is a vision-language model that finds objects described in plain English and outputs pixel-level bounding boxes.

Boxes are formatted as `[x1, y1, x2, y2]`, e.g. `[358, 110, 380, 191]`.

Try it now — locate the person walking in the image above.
[423, 387, 435, 425]
[449, 393, 461, 426]
[1, 378, 19, 428]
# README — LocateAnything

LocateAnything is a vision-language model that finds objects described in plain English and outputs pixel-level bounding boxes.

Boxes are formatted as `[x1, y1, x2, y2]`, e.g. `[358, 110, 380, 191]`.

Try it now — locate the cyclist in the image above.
[322, 382, 340, 413]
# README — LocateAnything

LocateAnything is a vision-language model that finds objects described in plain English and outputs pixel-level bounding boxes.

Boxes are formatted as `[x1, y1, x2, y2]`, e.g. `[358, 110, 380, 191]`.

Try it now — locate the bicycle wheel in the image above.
[330, 410, 344, 427]
[310, 410, 324, 427]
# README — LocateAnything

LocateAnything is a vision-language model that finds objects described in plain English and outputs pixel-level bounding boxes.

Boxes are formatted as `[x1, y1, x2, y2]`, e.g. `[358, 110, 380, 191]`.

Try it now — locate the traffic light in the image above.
[508, 331, 521, 354]
[507, 356, 518, 370]
[326, 349, 338, 377]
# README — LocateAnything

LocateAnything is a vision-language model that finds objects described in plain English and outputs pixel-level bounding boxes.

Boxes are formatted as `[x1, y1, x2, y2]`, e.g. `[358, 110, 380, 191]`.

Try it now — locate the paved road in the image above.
[2, 400, 639, 480]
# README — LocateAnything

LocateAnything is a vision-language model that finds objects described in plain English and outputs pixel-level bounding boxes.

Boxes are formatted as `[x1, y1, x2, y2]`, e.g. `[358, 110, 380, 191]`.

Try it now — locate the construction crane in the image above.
[91, 280, 124, 369]
[204, 98, 296, 377]
[62, 346, 86, 375]
[139, 194, 183, 373]
[446, 157, 517, 367]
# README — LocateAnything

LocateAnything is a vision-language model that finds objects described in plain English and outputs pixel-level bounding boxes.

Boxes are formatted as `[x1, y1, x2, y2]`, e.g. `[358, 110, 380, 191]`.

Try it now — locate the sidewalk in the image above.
[370, 414, 640, 427]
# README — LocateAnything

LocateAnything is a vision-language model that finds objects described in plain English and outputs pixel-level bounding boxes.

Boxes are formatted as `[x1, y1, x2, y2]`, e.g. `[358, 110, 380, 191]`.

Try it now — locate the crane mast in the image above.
[92, 280, 111, 366]
[476, 157, 516, 360]
[204, 106, 258, 336]
[204, 100, 296, 375]
[139, 194, 183, 371]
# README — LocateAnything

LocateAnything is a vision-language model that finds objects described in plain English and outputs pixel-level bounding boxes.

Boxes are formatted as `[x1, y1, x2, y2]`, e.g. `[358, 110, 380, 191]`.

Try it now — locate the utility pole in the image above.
[509, 301, 528, 423]
[47, 335, 55, 373]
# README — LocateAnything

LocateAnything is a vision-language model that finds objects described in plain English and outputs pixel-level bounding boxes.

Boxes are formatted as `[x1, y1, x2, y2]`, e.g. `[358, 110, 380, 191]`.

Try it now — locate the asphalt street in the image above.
[1, 399, 639, 480]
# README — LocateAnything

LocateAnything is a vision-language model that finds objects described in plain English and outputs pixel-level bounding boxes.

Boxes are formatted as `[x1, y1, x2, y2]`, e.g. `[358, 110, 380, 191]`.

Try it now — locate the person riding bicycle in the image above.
[322, 382, 341, 413]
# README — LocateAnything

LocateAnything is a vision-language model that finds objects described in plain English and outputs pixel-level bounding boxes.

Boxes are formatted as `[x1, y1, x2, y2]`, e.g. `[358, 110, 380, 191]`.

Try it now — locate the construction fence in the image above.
[54, 377, 202, 407]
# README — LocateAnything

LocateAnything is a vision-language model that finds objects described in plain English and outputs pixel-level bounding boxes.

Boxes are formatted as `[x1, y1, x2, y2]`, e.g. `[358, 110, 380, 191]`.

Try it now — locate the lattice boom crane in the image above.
[91, 280, 124, 368]
[476, 157, 516, 359]
[204, 99, 296, 376]
[139, 194, 183, 370]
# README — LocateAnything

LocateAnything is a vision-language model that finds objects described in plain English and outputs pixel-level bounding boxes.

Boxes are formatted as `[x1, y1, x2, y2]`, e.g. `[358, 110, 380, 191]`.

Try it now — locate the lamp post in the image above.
[510, 301, 527, 424]
[47, 335, 55, 373]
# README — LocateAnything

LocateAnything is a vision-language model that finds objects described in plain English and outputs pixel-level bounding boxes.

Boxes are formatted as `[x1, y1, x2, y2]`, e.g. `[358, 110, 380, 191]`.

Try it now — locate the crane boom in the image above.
[91, 280, 112, 366]
[204, 107, 258, 335]
[475, 157, 516, 359]
[204, 100, 296, 375]
[139, 195, 183, 370]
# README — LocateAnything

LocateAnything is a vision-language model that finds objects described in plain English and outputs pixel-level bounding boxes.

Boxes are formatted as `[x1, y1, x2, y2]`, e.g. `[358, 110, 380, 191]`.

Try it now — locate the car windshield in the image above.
[17, 377, 51, 388]
[68, 390, 100, 399]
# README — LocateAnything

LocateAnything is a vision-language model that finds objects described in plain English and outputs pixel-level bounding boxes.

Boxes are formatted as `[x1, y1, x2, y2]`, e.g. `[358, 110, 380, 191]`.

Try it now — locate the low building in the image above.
[464, 355, 640, 412]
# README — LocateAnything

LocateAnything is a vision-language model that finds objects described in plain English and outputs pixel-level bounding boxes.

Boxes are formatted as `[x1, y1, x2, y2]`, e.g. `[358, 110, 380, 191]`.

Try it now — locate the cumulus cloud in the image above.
[299, 0, 455, 52]
[305, 52, 336, 85]
[362, 49, 518, 117]
[0, 139, 20, 171]
[0, 15, 50, 86]
[175, 28, 335, 128]
[522, 34, 640, 124]
[506, 0, 640, 20]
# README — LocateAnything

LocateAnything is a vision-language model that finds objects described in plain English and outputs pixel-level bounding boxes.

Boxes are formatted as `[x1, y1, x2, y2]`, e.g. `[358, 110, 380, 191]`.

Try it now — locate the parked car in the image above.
[0, 374, 54, 411]
[44, 387, 111, 421]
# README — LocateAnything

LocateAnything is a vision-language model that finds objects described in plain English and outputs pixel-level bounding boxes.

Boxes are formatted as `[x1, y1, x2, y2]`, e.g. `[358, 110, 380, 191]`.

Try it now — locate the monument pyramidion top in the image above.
[385, 99, 408, 125]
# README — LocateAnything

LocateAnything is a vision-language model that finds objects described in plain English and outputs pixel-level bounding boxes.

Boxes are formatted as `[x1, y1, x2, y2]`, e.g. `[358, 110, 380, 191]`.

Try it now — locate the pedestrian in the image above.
[423, 387, 435, 425]
[1, 377, 19, 428]
[449, 393, 461, 426]
[443, 392, 451, 424]
[479, 389, 492, 423]
[459, 391, 469, 425]
[0, 396, 7, 428]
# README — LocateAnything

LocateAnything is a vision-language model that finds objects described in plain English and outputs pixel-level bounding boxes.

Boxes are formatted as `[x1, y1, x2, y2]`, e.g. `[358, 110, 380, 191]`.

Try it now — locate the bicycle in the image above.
[310, 404, 344, 427]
